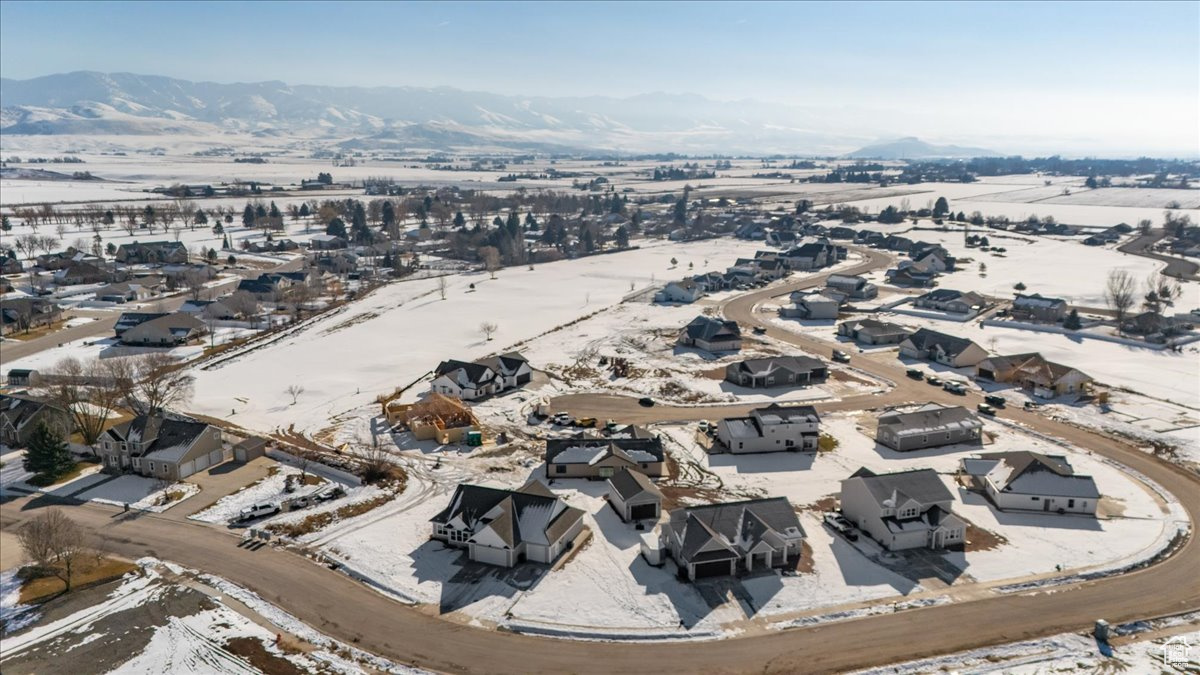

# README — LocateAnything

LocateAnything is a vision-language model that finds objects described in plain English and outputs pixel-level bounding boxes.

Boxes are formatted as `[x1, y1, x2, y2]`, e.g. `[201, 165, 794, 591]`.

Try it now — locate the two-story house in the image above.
[840, 467, 965, 551]
[717, 404, 820, 454]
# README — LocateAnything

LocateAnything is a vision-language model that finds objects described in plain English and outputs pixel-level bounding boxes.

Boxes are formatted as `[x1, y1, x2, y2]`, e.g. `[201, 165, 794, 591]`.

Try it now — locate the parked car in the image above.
[943, 381, 966, 395]
[552, 412, 573, 425]
[697, 420, 710, 432]
[1024, 401, 1041, 411]
[576, 417, 598, 428]
[831, 349, 851, 363]
[925, 375, 943, 386]
[237, 502, 280, 522]
[906, 368, 924, 380]
[977, 404, 997, 416]
[984, 394, 1007, 407]
[823, 513, 858, 541]
[288, 495, 313, 510]
[315, 485, 346, 502]
[638, 397, 655, 407]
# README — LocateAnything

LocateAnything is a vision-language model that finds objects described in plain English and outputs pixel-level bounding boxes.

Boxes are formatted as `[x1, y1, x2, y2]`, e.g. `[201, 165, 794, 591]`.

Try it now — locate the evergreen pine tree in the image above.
[242, 204, 255, 228]
[23, 421, 73, 479]
[1064, 309, 1082, 330]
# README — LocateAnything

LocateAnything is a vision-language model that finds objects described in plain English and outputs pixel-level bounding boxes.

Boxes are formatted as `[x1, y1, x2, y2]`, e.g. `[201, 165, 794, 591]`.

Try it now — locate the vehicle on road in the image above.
[925, 375, 943, 386]
[576, 417, 598, 428]
[697, 420, 710, 432]
[237, 502, 280, 522]
[315, 485, 346, 502]
[552, 412, 573, 425]
[1024, 401, 1041, 411]
[906, 368, 924, 380]
[823, 512, 858, 541]
[984, 394, 1007, 407]
[943, 381, 966, 395]
[638, 397, 655, 407]
[831, 349, 851, 363]
[752, 326, 767, 335]
[977, 404, 997, 416]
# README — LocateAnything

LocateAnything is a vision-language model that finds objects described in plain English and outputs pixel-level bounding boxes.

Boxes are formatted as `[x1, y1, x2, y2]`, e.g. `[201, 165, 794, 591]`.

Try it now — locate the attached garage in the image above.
[691, 560, 735, 580]
[470, 544, 512, 567]
[516, 372, 531, 385]
[178, 460, 195, 478]
[630, 503, 659, 521]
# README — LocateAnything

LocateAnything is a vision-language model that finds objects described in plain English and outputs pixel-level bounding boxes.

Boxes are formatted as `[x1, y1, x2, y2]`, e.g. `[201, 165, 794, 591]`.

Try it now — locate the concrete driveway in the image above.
[171, 456, 277, 519]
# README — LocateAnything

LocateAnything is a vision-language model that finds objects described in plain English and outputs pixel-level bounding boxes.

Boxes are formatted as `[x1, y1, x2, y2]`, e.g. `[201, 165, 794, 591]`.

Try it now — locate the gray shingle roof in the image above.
[847, 467, 955, 506]
[608, 467, 662, 501]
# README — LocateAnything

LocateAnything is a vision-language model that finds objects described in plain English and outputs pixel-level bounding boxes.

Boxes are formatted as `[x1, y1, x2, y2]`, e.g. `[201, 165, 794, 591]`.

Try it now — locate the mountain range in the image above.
[0, 71, 998, 157]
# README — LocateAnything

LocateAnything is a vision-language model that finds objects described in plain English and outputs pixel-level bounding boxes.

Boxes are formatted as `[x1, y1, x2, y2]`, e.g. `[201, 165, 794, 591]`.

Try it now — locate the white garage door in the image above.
[194, 453, 211, 471]
[209, 449, 224, 467]
[178, 460, 195, 479]
[471, 545, 510, 567]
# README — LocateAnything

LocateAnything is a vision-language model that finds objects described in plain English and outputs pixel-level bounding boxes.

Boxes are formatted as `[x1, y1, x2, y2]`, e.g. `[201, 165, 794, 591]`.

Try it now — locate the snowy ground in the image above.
[188, 465, 325, 526]
[184, 238, 786, 436]
[2, 326, 260, 374]
[73, 475, 200, 513]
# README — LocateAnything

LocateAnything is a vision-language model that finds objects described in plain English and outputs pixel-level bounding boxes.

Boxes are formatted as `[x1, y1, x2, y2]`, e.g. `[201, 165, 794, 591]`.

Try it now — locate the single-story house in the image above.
[913, 289, 987, 315]
[1, 298, 63, 335]
[677, 316, 742, 352]
[837, 318, 912, 345]
[975, 353, 1093, 398]
[545, 437, 665, 479]
[117, 312, 205, 346]
[309, 234, 348, 250]
[429, 480, 586, 567]
[840, 467, 965, 551]
[725, 356, 827, 388]
[826, 274, 878, 300]
[606, 467, 664, 522]
[115, 241, 188, 265]
[960, 451, 1100, 515]
[664, 497, 806, 580]
[99, 415, 225, 481]
[876, 403, 983, 452]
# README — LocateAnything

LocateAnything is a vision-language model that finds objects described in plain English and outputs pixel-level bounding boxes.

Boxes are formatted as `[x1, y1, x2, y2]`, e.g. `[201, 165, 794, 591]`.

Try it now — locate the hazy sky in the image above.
[1, 1, 1198, 155]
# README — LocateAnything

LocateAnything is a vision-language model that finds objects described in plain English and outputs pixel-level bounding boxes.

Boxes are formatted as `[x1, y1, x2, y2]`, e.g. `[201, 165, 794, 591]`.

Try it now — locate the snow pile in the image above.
[0, 569, 41, 634]
[770, 595, 952, 630]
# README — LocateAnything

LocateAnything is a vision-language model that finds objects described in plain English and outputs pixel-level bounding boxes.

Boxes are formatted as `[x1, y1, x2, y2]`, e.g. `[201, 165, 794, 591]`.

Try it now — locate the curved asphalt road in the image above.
[3, 245, 1199, 674]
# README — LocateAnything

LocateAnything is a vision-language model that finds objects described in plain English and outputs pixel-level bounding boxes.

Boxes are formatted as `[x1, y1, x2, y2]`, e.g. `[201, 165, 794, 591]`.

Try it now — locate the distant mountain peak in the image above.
[844, 137, 999, 159]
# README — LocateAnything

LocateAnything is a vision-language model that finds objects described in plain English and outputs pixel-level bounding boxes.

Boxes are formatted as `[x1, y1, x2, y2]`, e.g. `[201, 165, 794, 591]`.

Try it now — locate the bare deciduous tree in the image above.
[39, 357, 130, 454]
[285, 384, 305, 404]
[480, 321, 498, 341]
[182, 268, 208, 301]
[1104, 269, 1137, 334]
[479, 246, 500, 279]
[18, 509, 90, 592]
[120, 353, 195, 415]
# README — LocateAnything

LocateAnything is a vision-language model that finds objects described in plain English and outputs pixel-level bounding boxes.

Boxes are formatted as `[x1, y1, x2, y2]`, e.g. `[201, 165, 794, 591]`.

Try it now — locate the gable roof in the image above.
[1013, 293, 1067, 309]
[841, 318, 911, 337]
[545, 437, 665, 465]
[608, 467, 663, 502]
[878, 403, 981, 437]
[103, 415, 212, 462]
[845, 467, 955, 507]
[903, 328, 983, 358]
[668, 497, 805, 562]
[979, 353, 1091, 385]
[975, 451, 1101, 498]
[682, 316, 741, 342]
[728, 355, 825, 377]
[430, 482, 584, 548]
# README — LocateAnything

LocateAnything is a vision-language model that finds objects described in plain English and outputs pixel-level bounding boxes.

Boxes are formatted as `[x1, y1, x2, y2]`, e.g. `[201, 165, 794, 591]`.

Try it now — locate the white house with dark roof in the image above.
[656, 279, 705, 303]
[545, 437, 664, 479]
[429, 480, 586, 567]
[607, 467, 663, 522]
[430, 352, 530, 401]
[899, 328, 989, 367]
[724, 356, 827, 388]
[826, 274, 878, 300]
[717, 404, 820, 454]
[913, 289, 987, 316]
[677, 316, 742, 352]
[664, 497, 806, 580]
[780, 290, 841, 320]
[960, 451, 1100, 515]
[840, 467, 965, 551]
[837, 318, 912, 345]
[876, 403, 983, 452]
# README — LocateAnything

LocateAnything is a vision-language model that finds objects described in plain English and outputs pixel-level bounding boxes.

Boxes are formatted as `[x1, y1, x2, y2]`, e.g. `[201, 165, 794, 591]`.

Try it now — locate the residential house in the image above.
[960, 452, 1100, 515]
[179, 297, 249, 321]
[883, 235, 913, 252]
[1, 298, 63, 335]
[99, 415, 225, 480]
[117, 312, 205, 346]
[826, 274, 878, 300]
[781, 242, 831, 271]
[606, 467, 664, 522]
[314, 251, 358, 275]
[780, 290, 841, 320]
[309, 234, 348, 250]
[875, 403, 983, 451]
[899, 328, 989, 367]
[0, 393, 71, 448]
[34, 248, 87, 271]
[828, 226, 857, 240]
[95, 278, 161, 303]
[885, 265, 937, 287]
[840, 467, 965, 551]
[914, 249, 955, 272]
[677, 316, 742, 352]
[1010, 293, 1069, 323]
[115, 241, 189, 265]
[1, 257, 21, 275]
[54, 259, 113, 285]
[6, 369, 40, 387]
[430, 352, 531, 401]
[160, 263, 216, 282]
[545, 437, 665, 479]
[717, 404, 820, 454]
[691, 272, 729, 293]
[664, 498, 806, 580]
[1122, 311, 1188, 339]
[913, 289, 987, 315]
[765, 231, 798, 248]
[385, 393, 481, 443]
[429, 481, 586, 567]
[837, 318, 912, 345]
[656, 279, 705, 304]
[725, 356, 828, 388]
[237, 273, 293, 300]
[975, 353, 1093, 398]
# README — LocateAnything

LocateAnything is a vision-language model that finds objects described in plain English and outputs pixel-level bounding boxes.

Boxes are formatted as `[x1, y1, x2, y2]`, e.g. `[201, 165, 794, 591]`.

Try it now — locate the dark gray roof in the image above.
[430, 482, 584, 548]
[728, 355, 825, 377]
[904, 328, 981, 358]
[877, 403, 981, 436]
[846, 467, 955, 506]
[608, 467, 662, 501]
[114, 312, 169, 333]
[545, 437, 665, 464]
[669, 497, 805, 562]
[682, 316, 741, 342]
[104, 415, 211, 461]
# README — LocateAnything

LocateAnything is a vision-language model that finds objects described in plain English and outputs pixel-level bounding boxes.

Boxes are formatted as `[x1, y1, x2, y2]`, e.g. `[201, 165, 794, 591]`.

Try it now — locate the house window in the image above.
[1031, 496, 1039, 501]
[148, 462, 155, 472]
[555, 464, 566, 474]
[132, 458, 140, 468]
[1068, 499, 1075, 508]
[448, 529, 470, 543]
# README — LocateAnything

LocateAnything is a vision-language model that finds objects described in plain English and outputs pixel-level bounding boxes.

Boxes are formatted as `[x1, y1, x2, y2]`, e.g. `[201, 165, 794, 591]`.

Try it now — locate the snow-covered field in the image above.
[185, 238, 779, 436]
[2, 326, 259, 374]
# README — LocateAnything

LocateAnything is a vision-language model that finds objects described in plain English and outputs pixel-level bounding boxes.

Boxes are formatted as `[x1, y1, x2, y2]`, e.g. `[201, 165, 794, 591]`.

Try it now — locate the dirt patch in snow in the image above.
[963, 519, 1009, 552]
[223, 637, 306, 675]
